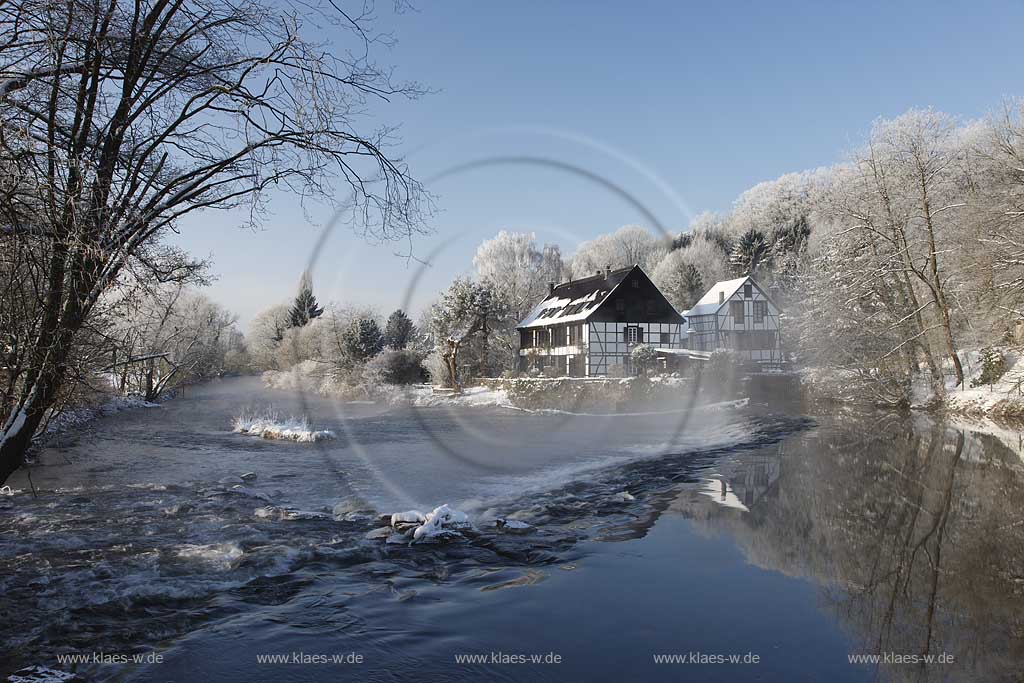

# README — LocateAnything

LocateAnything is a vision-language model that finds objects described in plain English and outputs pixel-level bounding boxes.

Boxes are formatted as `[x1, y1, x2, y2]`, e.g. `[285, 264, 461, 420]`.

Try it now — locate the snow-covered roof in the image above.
[517, 265, 638, 329]
[684, 276, 753, 318]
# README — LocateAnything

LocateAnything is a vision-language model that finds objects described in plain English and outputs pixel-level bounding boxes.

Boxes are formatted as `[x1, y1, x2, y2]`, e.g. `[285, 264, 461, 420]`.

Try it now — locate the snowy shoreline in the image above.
[33, 393, 164, 449]
[801, 347, 1024, 425]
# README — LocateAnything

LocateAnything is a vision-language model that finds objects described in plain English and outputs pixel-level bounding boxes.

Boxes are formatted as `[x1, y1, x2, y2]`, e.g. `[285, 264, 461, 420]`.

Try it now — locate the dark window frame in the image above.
[730, 300, 745, 325]
[753, 300, 768, 323]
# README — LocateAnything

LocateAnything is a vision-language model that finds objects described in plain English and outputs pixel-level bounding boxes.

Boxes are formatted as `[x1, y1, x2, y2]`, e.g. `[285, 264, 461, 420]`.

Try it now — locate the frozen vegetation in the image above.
[231, 411, 335, 442]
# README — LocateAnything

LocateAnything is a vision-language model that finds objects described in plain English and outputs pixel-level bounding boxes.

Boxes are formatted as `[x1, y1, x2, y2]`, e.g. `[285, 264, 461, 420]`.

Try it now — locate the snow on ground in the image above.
[510, 396, 750, 418]
[938, 349, 1024, 416]
[232, 412, 335, 442]
[43, 394, 161, 437]
[409, 385, 511, 408]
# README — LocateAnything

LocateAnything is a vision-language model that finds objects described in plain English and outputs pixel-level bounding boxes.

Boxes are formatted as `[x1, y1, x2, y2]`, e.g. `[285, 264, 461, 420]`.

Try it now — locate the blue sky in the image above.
[173, 0, 1024, 328]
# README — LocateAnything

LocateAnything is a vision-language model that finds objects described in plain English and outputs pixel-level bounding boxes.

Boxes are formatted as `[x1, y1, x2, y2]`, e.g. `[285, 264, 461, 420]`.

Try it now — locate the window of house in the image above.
[615, 298, 625, 312]
[730, 300, 744, 325]
[719, 291, 725, 304]
[626, 326, 639, 344]
[660, 332, 670, 345]
[632, 279, 639, 288]
[753, 300, 767, 323]
[645, 300, 655, 315]
[744, 283, 752, 298]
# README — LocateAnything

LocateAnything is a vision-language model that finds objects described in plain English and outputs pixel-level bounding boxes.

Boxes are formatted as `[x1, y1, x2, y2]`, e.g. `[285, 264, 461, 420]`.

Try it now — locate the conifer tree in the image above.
[289, 274, 325, 328]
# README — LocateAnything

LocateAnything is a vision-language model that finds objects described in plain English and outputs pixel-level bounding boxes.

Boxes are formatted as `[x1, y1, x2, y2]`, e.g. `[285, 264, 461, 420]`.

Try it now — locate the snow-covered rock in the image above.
[254, 505, 328, 521]
[495, 518, 532, 533]
[227, 485, 273, 502]
[390, 510, 426, 526]
[332, 498, 377, 522]
[411, 504, 471, 542]
[424, 504, 470, 528]
[7, 665, 83, 683]
[379, 504, 472, 543]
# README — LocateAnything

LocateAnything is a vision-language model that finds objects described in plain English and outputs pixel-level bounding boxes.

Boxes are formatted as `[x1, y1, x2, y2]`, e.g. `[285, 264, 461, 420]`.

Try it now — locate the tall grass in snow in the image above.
[232, 409, 335, 442]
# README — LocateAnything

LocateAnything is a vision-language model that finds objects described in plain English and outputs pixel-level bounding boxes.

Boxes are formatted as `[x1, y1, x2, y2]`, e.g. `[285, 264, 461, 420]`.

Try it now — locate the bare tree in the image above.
[0, 0, 428, 484]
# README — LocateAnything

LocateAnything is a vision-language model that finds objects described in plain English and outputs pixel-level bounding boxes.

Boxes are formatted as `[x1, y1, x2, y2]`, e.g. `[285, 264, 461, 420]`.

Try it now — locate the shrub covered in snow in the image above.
[365, 348, 426, 385]
[232, 410, 335, 442]
[630, 344, 659, 375]
[971, 347, 1008, 388]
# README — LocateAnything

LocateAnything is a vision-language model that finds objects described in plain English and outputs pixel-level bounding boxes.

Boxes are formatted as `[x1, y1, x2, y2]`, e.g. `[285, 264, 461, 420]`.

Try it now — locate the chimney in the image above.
[547, 282, 555, 296]
[604, 265, 612, 278]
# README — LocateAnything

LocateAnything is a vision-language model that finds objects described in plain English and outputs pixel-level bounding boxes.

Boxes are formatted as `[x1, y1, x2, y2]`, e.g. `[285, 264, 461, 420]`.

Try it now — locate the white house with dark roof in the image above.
[517, 265, 686, 376]
[683, 275, 783, 364]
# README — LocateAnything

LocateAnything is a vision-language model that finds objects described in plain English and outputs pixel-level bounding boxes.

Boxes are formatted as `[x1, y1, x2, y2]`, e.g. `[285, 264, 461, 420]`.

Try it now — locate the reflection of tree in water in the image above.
[686, 413, 1024, 681]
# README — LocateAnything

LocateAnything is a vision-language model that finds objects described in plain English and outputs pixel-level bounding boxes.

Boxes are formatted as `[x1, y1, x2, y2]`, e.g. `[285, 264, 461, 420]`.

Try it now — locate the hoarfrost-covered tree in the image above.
[472, 231, 565, 324]
[429, 278, 506, 390]
[248, 304, 292, 370]
[840, 109, 969, 388]
[652, 250, 704, 311]
[110, 284, 241, 401]
[673, 232, 730, 290]
[570, 225, 668, 278]
[0, 0, 427, 484]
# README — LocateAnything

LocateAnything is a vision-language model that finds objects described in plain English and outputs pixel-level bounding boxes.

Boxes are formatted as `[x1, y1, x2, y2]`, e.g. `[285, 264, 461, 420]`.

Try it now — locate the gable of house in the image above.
[686, 275, 780, 319]
[517, 264, 682, 329]
[588, 265, 684, 324]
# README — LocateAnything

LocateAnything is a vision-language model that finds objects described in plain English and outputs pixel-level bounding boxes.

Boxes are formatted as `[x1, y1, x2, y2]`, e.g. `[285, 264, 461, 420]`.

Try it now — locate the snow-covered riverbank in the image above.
[802, 347, 1024, 422]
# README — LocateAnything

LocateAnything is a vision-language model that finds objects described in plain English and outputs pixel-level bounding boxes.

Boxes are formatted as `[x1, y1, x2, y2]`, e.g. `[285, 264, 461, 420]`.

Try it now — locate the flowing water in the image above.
[2, 377, 1023, 682]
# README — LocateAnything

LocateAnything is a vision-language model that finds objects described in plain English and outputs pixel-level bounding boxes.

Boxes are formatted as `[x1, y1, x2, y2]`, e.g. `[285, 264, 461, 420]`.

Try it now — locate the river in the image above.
[2, 376, 1022, 682]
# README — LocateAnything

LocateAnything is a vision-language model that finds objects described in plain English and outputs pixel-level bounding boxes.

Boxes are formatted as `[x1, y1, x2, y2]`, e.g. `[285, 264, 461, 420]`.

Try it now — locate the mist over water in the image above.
[1, 377, 1022, 682]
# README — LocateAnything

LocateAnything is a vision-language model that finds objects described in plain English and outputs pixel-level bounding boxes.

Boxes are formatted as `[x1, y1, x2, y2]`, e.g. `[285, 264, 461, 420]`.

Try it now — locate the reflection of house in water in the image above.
[670, 449, 784, 519]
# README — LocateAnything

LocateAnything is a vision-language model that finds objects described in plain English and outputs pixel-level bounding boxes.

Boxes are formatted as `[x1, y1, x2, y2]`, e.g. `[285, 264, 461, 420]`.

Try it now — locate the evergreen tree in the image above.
[342, 317, 385, 361]
[288, 274, 324, 328]
[384, 309, 415, 349]
[729, 228, 771, 276]
[680, 263, 705, 308]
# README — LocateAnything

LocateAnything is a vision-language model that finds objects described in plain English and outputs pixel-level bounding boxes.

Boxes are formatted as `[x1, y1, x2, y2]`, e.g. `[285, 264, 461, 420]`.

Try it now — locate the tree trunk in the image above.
[919, 174, 964, 388]
[443, 339, 461, 393]
[0, 362, 64, 486]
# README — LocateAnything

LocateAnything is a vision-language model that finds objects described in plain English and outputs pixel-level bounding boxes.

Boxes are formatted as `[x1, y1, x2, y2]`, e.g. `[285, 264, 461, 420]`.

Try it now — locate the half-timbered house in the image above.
[517, 265, 685, 376]
[683, 275, 783, 364]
